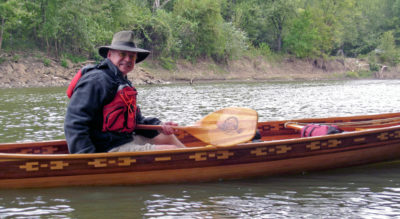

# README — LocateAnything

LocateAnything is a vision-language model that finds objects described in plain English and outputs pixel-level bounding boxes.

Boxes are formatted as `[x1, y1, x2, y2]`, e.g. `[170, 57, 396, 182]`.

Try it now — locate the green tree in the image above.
[376, 31, 399, 65]
[339, 0, 385, 56]
[131, 9, 173, 59]
[266, 0, 297, 52]
[0, 0, 20, 52]
[284, 10, 319, 58]
[2, 0, 400, 63]
[233, 0, 296, 52]
[233, 0, 268, 48]
[173, 0, 225, 60]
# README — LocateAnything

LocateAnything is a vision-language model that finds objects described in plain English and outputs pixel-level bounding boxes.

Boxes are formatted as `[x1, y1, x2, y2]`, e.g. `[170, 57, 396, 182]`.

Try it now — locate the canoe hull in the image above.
[1, 112, 400, 188]
[1, 141, 399, 189]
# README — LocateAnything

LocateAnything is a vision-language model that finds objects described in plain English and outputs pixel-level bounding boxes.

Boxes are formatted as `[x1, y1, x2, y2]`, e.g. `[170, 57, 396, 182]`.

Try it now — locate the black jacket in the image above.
[64, 59, 160, 153]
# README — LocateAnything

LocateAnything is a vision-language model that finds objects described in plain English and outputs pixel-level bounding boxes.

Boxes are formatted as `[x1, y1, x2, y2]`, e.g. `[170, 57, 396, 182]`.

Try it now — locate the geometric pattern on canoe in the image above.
[260, 123, 282, 131]
[13, 131, 400, 172]
[353, 137, 366, 142]
[250, 145, 291, 156]
[377, 131, 400, 141]
[155, 156, 172, 161]
[306, 139, 342, 151]
[189, 150, 234, 161]
[276, 145, 292, 154]
[88, 157, 137, 168]
[20, 146, 59, 154]
[19, 161, 69, 171]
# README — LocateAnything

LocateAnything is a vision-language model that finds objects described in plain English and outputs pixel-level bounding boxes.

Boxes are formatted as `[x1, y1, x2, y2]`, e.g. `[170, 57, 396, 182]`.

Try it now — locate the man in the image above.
[64, 30, 185, 153]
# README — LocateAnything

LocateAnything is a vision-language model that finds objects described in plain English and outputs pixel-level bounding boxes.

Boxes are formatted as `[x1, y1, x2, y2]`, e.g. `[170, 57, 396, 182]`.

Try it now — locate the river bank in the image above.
[0, 51, 399, 88]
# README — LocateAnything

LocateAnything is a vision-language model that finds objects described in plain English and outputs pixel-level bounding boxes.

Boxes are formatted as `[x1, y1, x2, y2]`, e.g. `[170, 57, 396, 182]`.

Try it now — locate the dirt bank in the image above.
[0, 52, 163, 88]
[0, 51, 399, 88]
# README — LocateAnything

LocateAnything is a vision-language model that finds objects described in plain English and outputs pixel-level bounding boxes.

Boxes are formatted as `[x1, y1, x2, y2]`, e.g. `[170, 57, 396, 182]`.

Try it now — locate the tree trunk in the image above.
[153, 0, 171, 12]
[271, 16, 284, 52]
[0, 17, 4, 53]
[277, 32, 282, 52]
[153, 0, 160, 12]
[55, 40, 58, 58]
[46, 38, 50, 56]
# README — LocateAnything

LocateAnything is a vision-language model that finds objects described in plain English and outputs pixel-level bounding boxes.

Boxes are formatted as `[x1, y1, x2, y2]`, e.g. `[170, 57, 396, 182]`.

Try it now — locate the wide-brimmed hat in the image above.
[98, 31, 150, 63]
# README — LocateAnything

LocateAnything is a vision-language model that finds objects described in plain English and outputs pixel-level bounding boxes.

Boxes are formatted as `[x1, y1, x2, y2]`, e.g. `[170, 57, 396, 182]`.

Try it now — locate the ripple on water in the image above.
[1, 81, 400, 218]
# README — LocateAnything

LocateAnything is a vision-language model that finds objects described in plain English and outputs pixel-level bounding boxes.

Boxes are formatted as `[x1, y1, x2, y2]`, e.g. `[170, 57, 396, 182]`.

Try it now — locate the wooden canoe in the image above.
[1, 112, 400, 188]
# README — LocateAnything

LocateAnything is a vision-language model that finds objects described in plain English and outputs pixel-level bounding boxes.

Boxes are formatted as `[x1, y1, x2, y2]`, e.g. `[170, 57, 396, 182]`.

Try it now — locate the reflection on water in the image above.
[1, 80, 400, 218]
[1, 161, 400, 218]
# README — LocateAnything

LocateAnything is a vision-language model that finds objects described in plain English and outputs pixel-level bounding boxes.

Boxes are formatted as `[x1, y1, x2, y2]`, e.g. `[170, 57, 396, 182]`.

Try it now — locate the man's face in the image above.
[107, 49, 137, 75]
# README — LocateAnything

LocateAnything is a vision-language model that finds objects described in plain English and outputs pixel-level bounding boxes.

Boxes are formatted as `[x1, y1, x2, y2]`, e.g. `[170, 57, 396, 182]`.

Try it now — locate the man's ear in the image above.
[107, 50, 112, 58]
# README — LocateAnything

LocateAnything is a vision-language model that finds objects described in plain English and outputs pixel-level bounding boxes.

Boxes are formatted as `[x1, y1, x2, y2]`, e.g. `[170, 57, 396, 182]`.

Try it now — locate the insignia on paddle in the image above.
[218, 116, 244, 134]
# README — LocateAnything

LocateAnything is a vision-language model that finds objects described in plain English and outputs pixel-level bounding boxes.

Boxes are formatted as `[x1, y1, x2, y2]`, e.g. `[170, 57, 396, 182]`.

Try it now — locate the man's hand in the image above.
[160, 121, 179, 135]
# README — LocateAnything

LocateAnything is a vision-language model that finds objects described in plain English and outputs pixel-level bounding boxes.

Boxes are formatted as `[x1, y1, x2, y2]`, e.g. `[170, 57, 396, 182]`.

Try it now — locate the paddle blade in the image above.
[186, 107, 258, 147]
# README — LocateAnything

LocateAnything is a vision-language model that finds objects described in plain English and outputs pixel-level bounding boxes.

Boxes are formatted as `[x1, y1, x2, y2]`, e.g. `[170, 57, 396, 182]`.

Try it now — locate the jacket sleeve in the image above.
[64, 72, 114, 153]
[134, 107, 162, 138]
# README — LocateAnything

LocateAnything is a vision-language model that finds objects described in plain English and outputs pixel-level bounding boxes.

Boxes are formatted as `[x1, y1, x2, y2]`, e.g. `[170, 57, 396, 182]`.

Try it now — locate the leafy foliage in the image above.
[376, 31, 400, 65]
[1, 0, 400, 65]
[284, 10, 320, 58]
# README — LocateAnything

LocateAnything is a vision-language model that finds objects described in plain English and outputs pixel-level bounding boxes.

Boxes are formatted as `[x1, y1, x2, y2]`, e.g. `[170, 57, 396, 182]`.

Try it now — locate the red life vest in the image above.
[102, 84, 137, 133]
[301, 124, 342, 137]
[66, 69, 83, 99]
[67, 68, 138, 133]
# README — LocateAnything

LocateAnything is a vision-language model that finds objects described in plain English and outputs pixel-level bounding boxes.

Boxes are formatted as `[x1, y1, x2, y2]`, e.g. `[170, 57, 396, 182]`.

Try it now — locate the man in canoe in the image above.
[64, 30, 185, 153]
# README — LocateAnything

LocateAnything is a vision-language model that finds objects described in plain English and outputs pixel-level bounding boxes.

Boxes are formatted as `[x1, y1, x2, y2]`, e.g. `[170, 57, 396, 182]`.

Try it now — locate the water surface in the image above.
[0, 80, 400, 218]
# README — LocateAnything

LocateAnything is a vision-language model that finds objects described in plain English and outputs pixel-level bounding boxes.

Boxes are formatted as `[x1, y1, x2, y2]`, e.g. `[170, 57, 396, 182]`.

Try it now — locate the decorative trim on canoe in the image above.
[306, 139, 342, 151]
[4, 129, 400, 179]
[19, 146, 59, 154]
[118, 157, 137, 166]
[251, 147, 268, 156]
[276, 145, 292, 154]
[189, 150, 234, 161]
[250, 145, 292, 156]
[260, 123, 283, 132]
[19, 161, 69, 172]
[88, 157, 137, 168]
[377, 131, 400, 141]
[354, 137, 366, 142]
[155, 156, 171, 162]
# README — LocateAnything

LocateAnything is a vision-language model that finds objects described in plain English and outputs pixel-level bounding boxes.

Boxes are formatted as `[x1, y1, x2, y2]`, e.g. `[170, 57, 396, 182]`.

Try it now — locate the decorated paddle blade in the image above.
[186, 107, 258, 146]
[136, 107, 259, 147]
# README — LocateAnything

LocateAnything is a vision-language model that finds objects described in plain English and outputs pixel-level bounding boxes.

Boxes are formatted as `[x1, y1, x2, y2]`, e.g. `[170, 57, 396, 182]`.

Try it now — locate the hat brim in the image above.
[99, 45, 150, 63]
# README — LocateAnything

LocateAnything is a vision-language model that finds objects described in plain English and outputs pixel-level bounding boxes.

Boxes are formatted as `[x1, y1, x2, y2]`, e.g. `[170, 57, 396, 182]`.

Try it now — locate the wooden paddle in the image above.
[284, 123, 303, 131]
[136, 107, 258, 147]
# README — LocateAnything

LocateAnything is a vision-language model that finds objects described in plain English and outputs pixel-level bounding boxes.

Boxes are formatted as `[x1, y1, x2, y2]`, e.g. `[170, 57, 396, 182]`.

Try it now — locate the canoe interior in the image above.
[1, 112, 400, 155]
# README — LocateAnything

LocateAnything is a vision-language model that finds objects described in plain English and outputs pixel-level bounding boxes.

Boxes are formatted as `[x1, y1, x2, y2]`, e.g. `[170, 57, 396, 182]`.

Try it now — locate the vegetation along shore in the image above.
[1, 0, 400, 88]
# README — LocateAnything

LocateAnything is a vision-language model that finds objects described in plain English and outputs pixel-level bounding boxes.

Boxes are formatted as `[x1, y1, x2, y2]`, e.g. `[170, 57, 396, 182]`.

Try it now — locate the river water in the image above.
[0, 80, 400, 218]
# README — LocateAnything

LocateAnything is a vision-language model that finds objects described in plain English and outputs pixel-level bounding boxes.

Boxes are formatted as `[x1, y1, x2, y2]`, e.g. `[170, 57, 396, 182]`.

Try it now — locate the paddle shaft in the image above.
[284, 123, 303, 131]
[136, 124, 188, 131]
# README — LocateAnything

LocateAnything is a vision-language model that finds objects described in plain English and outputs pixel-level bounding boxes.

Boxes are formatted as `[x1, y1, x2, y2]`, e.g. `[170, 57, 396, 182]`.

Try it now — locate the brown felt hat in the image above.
[98, 31, 150, 63]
